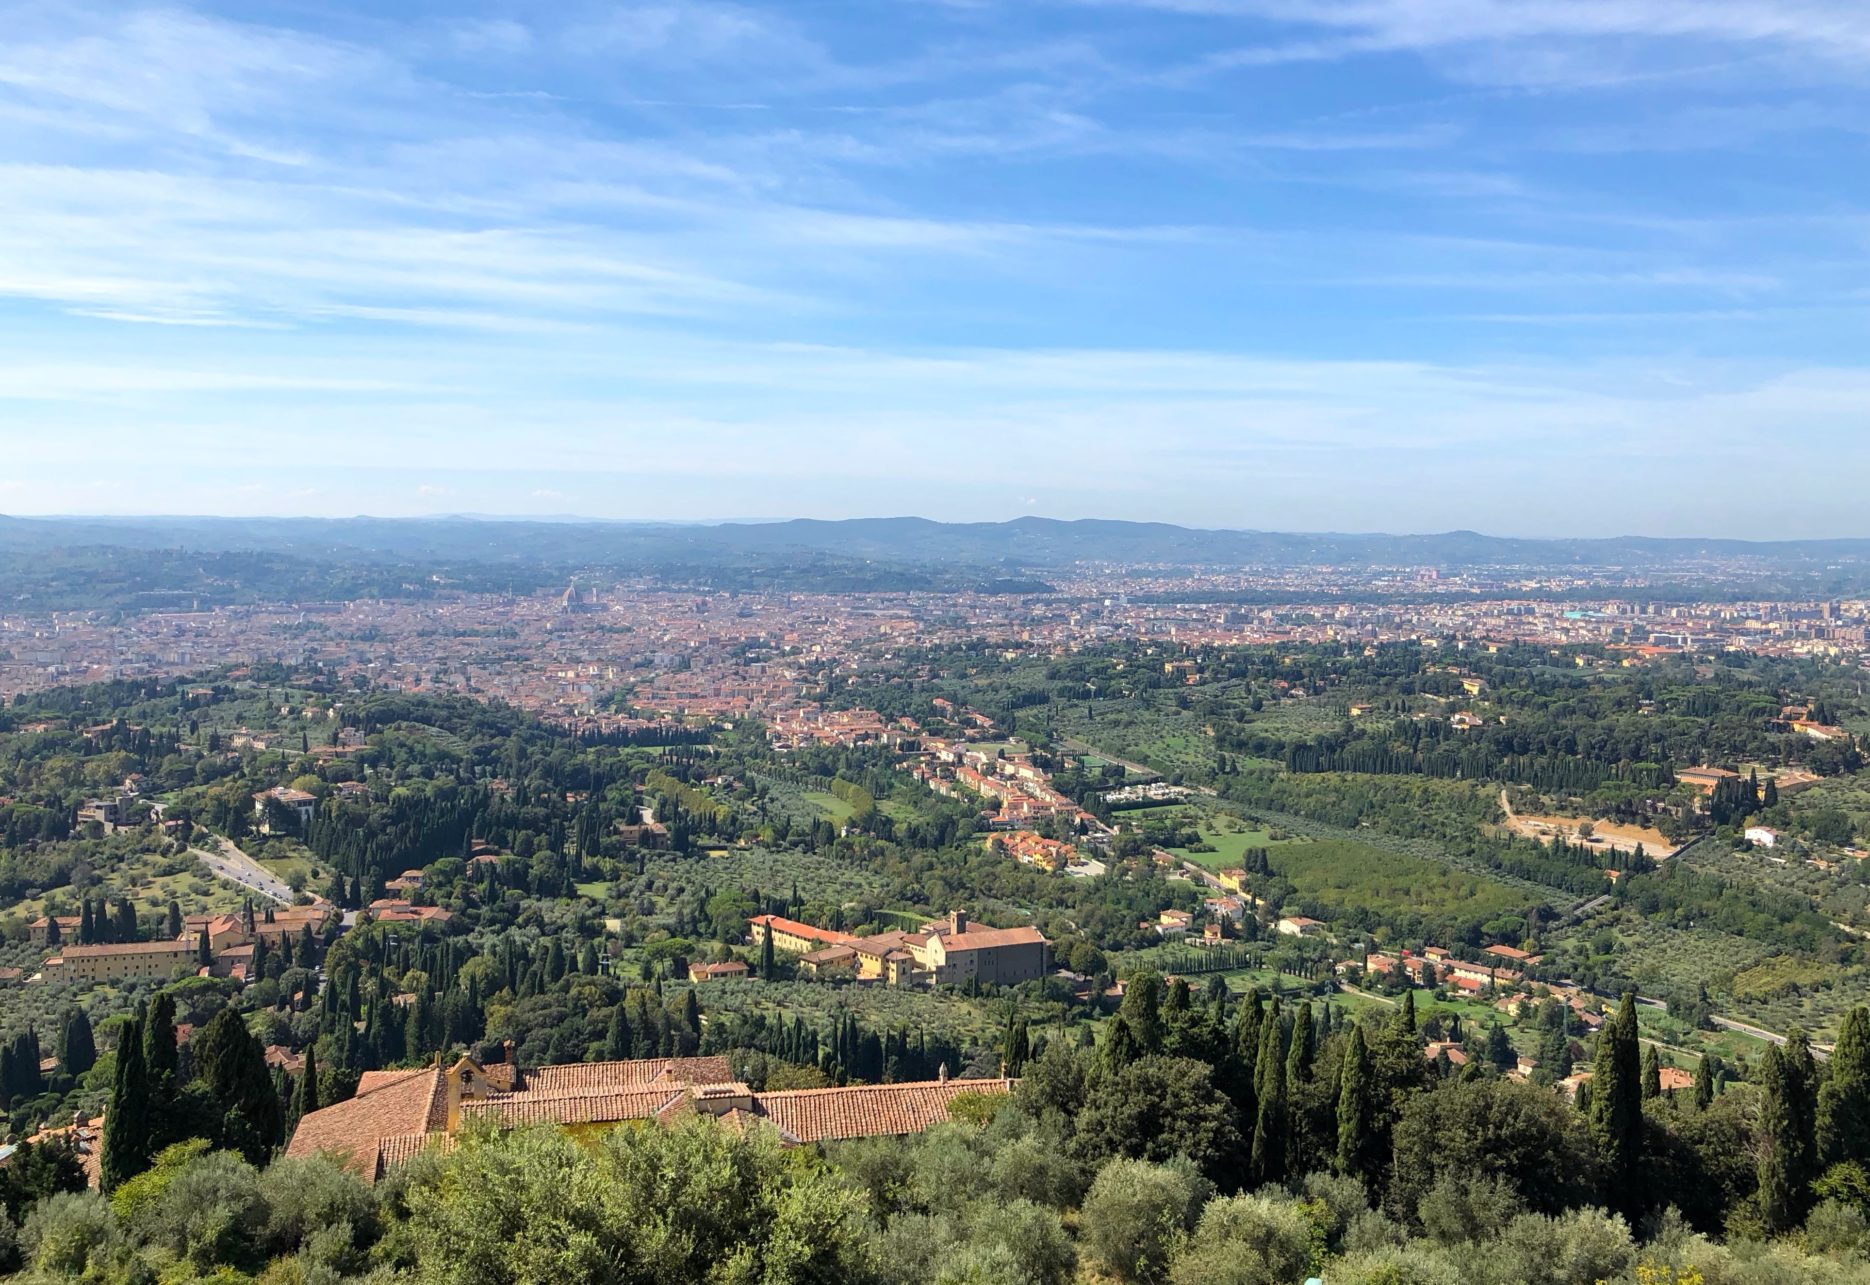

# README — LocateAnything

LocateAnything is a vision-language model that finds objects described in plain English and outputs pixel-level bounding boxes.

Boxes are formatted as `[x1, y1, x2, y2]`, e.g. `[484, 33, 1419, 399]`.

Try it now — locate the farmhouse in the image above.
[285, 1053, 1011, 1184]
[750, 910, 1049, 986]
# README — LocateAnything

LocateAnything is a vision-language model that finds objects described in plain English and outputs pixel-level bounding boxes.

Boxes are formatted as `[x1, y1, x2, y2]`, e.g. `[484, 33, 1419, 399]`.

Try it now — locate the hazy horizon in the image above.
[7, 510, 1870, 546]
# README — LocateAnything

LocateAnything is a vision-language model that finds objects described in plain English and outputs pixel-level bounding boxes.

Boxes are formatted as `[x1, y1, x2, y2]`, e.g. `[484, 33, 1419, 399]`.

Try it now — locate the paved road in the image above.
[191, 837, 293, 905]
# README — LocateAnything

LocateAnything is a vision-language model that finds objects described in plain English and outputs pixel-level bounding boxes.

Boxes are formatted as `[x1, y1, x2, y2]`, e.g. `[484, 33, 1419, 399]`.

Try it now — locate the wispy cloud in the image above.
[1, 0, 1868, 533]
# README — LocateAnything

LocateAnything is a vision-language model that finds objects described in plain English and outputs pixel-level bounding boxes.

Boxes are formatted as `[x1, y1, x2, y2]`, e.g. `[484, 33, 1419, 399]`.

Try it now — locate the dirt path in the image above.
[1498, 789, 1671, 856]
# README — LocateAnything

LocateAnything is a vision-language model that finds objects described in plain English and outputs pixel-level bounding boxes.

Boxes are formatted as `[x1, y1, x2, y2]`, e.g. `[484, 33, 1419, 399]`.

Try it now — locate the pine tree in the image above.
[1590, 992, 1644, 1220]
[1817, 1006, 1870, 1167]
[99, 1017, 150, 1192]
[1335, 1024, 1374, 1184]
[58, 1009, 96, 1079]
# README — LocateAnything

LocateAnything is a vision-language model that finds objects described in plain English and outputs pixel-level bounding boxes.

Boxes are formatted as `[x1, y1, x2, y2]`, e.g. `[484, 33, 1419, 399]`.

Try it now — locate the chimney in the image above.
[949, 910, 967, 935]
[502, 1039, 515, 1065]
[938, 1062, 949, 1083]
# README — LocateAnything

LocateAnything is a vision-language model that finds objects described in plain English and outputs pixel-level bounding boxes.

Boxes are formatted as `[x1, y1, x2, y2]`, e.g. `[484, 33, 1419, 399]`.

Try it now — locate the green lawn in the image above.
[1169, 825, 1302, 871]
[803, 791, 857, 823]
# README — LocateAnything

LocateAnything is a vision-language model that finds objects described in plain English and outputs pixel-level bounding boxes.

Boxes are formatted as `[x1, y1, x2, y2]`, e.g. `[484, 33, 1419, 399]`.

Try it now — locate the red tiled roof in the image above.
[285, 1066, 444, 1179]
[461, 1088, 681, 1127]
[516, 1056, 734, 1098]
[933, 925, 1047, 952]
[755, 1078, 1011, 1143]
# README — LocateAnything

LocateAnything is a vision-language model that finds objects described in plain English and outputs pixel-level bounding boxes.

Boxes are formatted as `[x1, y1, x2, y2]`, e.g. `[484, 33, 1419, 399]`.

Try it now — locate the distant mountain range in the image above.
[3, 514, 1868, 572]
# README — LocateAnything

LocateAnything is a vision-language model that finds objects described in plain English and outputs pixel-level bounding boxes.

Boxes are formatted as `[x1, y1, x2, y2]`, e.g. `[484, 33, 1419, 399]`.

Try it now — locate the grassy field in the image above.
[1269, 838, 1526, 926]
[802, 791, 858, 823]
[1169, 825, 1303, 871]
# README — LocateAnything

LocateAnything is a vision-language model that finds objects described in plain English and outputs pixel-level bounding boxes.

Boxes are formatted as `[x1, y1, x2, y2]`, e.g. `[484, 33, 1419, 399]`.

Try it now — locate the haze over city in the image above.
[5, 1, 1870, 534]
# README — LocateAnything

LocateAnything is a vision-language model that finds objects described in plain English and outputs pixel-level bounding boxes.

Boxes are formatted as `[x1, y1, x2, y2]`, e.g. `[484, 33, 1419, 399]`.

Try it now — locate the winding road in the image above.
[191, 836, 294, 906]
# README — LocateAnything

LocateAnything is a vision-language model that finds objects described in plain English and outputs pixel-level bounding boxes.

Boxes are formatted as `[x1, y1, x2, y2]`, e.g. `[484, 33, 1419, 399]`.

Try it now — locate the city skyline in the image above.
[4, 1, 1869, 535]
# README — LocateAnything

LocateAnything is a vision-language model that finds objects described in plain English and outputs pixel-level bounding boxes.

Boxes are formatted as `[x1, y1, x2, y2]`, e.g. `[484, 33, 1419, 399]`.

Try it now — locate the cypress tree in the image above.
[606, 1007, 631, 1061]
[294, 1046, 320, 1122]
[78, 900, 93, 946]
[58, 1008, 96, 1079]
[1395, 990, 1418, 1037]
[99, 1017, 150, 1192]
[1641, 1044, 1662, 1099]
[43, 914, 60, 947]
[1335, 1024, 1374, 1184]
[143, 992, 179, 1093]
[1759, 1044, 1814, 1233]
[194, 1007, 284, 1165]
[760, 930, 775, 980]
[166, 900, 183, 940]
[1590, 992, 1643, 1219]
[1817, 1006, 1870, 1167]
[114, 899, 138, 942]
[1694, 1053, 1718, 1111]
[1784, 1028, 1820, 1199]
[1251, 1012, 1288, 1186]
[1285, 1001, 1315, 1086]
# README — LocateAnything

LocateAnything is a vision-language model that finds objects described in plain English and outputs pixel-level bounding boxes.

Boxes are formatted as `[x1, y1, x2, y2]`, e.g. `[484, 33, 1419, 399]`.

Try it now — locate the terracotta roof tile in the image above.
[285, 1066, 444, 1178]
[755, 1078, 1011, 1143]
[516, 1056, 732, 1097]
[460, 1088, 683, 1127]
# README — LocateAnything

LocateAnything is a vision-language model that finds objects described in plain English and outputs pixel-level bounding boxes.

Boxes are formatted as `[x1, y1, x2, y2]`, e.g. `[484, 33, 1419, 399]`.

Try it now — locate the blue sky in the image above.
[2, 0, 1868, 536]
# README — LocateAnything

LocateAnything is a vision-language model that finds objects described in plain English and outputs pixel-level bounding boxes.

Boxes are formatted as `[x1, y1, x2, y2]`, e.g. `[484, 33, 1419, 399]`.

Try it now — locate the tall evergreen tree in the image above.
[77, 900, 93, 946]
[166, 899, 184, 940]
[1335, 1024, 1375, 1184]
[1395, 990, 1418, 1037]
[1759, 1043, 1815, 1234]
[1641, 1044, 1662, 1099]
[1694, 1053, 1719, 1111]
[142, 991, 179, 1093]
[1250, 1005, 1288, 1185]
[1285, 1001, 1315, 1086]
[605, 1007, 631, 1061]
[1003, 1015, 1031, 1076]
[98, 1017, 150, 1192]
[194, 1007, 284, 1165]
[293, 1046, 320, 1124]
[58, 1008, 96, 1079]
[1590, 992, 1644, 1219]
[1817, 1006, 1870, 1167]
